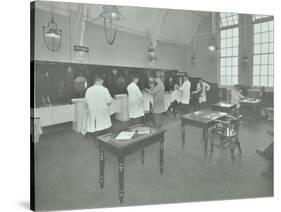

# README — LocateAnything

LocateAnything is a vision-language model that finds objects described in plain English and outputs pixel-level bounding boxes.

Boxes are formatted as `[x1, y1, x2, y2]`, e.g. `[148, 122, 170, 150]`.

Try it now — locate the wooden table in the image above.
[240, 98, 262, 119]
[97, 125, 166, 203]
[181, 110, 227, 155]
[212, 102, 237, 114]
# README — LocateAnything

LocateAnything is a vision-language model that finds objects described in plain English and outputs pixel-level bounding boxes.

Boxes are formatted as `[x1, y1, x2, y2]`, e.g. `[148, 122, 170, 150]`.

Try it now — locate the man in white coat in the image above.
[196, 78, 210, 109]
[178, 74, 191, 114]
[127, 75, 144, 125]
[231, 84, 246, 109]
[85, 75, 113, 137]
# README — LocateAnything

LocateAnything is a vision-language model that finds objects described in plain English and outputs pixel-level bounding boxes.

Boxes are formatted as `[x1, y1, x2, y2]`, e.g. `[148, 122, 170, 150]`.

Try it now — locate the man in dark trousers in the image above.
[146, 76, 165, 128]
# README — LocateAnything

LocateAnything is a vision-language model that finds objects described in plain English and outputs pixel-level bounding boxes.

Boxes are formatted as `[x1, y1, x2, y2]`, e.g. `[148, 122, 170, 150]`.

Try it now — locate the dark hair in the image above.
[234, 84, 240, 89]
[131, 74, 139, 81]
[94, 74, 104, 82]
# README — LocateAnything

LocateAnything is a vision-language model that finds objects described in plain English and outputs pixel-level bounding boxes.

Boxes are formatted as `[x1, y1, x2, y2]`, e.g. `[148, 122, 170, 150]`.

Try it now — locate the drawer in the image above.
[34, 108, 53, 126]
[52, 105, 74, 125]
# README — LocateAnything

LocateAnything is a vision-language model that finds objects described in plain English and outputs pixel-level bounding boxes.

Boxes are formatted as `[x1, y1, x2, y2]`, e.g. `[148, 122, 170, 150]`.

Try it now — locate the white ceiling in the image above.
[36, 1, 210, 46]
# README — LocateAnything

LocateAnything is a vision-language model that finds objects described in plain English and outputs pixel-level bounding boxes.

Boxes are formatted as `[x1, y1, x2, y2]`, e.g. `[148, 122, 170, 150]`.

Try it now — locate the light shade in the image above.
[148, 45, 157, 64]
[43, 18, 62, 51]
[99, 5, 122, 45]
[191, 51, 197, 63]
[45, 28, 61, 39]
[99, 6, 122, 21]
[208, 33, 219, 52]
[148, 46, 156, 57]
[208, 45, 218, 51]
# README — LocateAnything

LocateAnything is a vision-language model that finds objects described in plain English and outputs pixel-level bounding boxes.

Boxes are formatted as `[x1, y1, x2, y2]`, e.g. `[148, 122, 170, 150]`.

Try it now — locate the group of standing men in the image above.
[177, 74, 211, 114]
[127, 75, 165, 128]
[84, 73, 210, 137]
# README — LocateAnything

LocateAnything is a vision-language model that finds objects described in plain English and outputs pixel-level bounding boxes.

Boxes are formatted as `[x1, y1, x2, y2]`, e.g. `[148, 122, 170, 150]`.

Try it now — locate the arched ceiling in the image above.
[36, 1, 210, 46]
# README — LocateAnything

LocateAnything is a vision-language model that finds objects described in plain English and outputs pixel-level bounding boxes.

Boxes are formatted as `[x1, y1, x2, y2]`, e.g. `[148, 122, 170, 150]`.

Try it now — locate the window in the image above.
[253, 15, 271, 22]
[220, 13, 239, 28]
[252, 15, 273, 87]
[219, 13, 239, 86]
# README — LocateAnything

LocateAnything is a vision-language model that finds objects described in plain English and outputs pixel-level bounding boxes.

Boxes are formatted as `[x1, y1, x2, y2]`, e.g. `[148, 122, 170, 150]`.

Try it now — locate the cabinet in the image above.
[34, 105, 74, 127]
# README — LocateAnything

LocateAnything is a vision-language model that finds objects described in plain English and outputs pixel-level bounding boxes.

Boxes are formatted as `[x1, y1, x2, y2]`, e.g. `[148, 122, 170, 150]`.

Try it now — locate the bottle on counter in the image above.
[41, 96, 46, 107]
[46, 96, 52, 106]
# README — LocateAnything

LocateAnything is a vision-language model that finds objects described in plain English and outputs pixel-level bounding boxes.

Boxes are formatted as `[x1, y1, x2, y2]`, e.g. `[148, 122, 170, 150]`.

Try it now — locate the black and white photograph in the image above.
[29, 0, 275, 211]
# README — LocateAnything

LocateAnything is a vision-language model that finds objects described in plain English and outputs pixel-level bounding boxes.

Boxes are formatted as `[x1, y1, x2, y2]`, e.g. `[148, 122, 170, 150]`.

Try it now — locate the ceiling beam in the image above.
[148, 9, 167, 48]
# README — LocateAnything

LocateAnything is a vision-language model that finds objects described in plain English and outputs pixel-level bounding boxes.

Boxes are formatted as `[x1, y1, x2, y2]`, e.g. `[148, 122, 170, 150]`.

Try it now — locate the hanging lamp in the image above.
[99, 5, 122, 45]
[42, 4, 62, 51]
[208, 12, 219, 51]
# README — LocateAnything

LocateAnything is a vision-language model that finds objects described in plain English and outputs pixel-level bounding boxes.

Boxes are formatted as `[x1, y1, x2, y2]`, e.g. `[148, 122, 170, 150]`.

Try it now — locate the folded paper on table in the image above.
[241, 98, 261, 103]
[194, 111, 202, 115]
[115, 131, 135, 140]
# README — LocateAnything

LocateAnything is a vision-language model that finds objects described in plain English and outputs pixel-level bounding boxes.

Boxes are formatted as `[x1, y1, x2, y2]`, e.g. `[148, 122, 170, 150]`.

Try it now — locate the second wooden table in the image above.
[181, 110, 227, 155]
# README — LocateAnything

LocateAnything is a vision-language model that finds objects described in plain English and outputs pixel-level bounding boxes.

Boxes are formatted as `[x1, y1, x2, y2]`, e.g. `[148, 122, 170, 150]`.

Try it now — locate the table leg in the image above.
[99, 146, 104, 188]
[118, 157, 125, 203]
[255, 104, 261, 119]
[160, 139, 164, 174]
[203, 127, 208, 156]
[141, 149, 144, 165]
[181, 121, 185, 149]
[173, 105, 176, 118]
[252, 105, 256, 118]
[232, 107, 236, 116]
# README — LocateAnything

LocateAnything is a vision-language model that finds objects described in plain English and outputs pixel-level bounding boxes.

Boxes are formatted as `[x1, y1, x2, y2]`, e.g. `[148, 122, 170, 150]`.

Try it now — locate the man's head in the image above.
[234, 84, 240, 91]
[148, 77, 155, 88]
[198, 78, 203, 83]
[260, 86, 266, 92]
[155, 77, 161, 83]
[94, 74, 104, 85]
[184, 74, 189, 81]
[132, 74, 139, 83]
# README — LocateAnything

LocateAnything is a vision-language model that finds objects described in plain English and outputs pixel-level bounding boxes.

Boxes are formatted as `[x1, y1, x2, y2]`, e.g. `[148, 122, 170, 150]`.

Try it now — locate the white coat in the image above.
[85, 85, 113, 132]
[127, 82, 144, 118]
[197, 81, 210, 104]
[179, 80, 191, 104]
[231, 89, 244, 108]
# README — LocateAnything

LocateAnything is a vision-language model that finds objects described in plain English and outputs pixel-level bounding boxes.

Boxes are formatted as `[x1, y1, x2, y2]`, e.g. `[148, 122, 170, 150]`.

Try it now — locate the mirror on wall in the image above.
[74, 76, 87, 93]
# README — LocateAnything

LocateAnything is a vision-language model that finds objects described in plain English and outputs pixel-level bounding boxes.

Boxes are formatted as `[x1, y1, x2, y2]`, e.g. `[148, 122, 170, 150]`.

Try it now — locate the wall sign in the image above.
[73, 45, 89, 53]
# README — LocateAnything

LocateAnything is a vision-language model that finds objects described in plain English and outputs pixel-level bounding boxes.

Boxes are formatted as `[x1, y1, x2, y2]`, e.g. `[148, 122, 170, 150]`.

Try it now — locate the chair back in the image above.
[227, 115, 242, 137]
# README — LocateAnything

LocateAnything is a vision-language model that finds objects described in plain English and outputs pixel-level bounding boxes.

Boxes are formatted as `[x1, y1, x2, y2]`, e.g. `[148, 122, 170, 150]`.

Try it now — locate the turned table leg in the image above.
[99, 146, 104, 188]
[118, 157, 125, 203]
[160, 139, 164, 174]
[203, 127, 208, 157]
[141, 149, 144, 165]
[181, 121, 185, 149]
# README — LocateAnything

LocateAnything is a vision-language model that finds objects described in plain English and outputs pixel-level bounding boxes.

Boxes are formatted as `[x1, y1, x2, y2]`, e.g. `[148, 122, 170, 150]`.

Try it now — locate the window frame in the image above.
[252, 15, 274, 88]
[218, 13, 240, 87]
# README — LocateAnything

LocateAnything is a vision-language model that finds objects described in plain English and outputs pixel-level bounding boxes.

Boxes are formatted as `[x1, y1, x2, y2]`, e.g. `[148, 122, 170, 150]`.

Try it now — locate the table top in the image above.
[212, 102, 236, 108]
[240, 98, 261, 104]
[181, 110, 227, 124]
[97, 125, 166, 149]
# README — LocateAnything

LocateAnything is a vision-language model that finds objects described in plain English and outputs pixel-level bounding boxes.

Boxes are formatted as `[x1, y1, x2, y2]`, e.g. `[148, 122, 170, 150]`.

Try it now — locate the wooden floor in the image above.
[33, 111, 273, 211]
